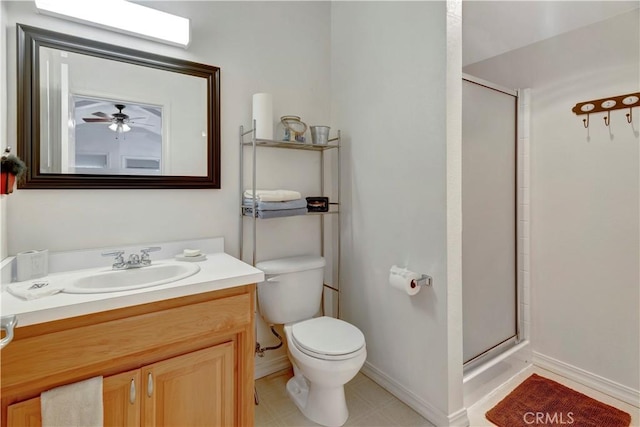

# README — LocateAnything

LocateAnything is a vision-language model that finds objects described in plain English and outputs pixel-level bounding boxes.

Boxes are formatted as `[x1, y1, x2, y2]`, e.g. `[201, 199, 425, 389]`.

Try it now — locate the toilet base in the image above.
[286, 373, 349, 427]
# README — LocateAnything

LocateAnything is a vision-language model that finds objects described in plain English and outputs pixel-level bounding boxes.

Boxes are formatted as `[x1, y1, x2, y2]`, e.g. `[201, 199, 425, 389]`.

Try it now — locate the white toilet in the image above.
[256, 255, 367, 427]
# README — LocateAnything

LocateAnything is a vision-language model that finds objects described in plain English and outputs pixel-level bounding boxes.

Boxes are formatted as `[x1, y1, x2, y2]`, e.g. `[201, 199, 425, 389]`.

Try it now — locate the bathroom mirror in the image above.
[17, 24, 221, 189]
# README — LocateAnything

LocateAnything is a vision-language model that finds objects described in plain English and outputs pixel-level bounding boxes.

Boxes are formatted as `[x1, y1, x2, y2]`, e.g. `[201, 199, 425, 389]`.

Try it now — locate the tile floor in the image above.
[255, 366, 639, 427]
[254, 369, 434, 427]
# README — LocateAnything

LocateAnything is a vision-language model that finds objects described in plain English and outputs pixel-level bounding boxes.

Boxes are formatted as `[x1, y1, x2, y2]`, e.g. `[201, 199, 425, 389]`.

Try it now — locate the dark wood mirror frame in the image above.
[17, 24, 221, 189]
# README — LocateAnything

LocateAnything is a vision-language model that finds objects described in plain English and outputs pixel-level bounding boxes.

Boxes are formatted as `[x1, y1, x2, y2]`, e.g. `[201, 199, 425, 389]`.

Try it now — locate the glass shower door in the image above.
[462, 76, 518, 365]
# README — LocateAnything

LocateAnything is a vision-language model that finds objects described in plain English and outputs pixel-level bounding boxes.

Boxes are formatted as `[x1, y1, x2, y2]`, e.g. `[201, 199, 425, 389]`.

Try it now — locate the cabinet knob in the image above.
[147, 373, 153, 397]
[129, 379, 136, 404]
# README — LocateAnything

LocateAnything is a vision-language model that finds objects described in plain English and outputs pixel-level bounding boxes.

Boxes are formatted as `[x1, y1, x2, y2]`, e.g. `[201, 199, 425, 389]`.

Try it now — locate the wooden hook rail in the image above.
[572, 92, 639, 128]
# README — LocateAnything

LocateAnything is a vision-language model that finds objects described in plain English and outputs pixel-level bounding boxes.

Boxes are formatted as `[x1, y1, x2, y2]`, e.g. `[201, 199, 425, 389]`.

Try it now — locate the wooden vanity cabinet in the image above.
[1, 285, 255, 427]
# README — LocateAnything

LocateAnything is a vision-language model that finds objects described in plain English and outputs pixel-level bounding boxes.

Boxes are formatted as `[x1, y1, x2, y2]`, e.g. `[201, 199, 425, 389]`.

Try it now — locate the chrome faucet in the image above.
[102, 247, 161, 270]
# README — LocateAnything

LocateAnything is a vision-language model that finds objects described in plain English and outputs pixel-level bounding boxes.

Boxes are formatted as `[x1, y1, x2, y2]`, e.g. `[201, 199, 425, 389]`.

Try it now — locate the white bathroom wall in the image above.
[0, 1, 8, 260]
[332, 2, 466, 425]
[3, 1, 331, 376]
[465, 8, 640, 400]
[445, 0, 465, 418]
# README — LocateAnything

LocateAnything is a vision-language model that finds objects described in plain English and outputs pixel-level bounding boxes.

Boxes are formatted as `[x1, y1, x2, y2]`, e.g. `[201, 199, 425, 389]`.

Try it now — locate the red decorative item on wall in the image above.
[1, 172, 16, 195]
[1, 147, 27, 195]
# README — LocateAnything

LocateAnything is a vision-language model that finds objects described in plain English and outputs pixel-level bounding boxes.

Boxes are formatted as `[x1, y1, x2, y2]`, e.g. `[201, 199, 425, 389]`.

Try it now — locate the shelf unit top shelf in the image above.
[241, 138, 339, 151]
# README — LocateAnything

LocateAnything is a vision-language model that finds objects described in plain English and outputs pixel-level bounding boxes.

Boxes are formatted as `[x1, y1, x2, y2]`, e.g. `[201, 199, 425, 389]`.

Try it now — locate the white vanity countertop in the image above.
[1, 252, 264, 328]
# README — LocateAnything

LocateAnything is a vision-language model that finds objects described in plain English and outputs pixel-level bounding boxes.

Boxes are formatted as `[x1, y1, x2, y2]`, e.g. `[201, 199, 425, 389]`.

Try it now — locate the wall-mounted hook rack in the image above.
[572, 92, 639, 128]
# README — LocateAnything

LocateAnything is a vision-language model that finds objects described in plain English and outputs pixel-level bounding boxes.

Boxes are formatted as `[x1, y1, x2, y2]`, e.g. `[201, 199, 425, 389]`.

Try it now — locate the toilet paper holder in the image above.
[411, 274, 433, 288]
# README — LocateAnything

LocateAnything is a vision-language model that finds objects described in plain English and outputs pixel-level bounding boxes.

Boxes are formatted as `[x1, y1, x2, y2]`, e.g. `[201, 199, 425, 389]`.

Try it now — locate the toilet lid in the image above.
[291, 317, 365, 359]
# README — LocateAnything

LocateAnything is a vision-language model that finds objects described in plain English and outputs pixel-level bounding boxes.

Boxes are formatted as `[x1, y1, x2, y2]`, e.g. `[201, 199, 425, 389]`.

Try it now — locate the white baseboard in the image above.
[254, 354, 291, 379]
[361, 361, 470, 427]
[533, 351, 640, 408]
[448, 408, 471, 427]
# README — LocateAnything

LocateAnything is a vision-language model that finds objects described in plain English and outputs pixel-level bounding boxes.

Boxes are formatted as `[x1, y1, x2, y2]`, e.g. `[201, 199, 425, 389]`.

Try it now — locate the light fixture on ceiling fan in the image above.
[82, 104, 144, 140]
[109, 122, 131, 135]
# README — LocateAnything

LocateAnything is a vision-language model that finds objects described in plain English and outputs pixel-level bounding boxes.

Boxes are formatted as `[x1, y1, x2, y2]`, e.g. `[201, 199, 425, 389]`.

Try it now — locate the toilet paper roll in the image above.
[389, 266, 421, 296]
[252, 93, 273, 140]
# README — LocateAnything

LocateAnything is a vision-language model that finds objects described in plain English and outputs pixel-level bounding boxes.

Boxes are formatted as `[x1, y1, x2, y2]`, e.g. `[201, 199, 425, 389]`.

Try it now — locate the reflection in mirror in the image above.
[18, 24, 220, 189]
[66, 96, 163, 175]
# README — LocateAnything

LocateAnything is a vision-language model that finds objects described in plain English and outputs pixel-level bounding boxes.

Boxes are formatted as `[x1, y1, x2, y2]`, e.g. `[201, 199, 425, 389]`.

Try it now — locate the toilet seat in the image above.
[291, 316, 365, 361]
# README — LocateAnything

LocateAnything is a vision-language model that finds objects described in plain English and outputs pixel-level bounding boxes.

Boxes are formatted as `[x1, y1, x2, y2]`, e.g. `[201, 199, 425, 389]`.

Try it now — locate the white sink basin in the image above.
[63, 263, 201, 294]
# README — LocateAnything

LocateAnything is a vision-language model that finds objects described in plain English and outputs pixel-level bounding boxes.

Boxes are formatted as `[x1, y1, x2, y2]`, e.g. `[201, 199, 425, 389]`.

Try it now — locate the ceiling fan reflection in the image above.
[81, 103, 152, 139]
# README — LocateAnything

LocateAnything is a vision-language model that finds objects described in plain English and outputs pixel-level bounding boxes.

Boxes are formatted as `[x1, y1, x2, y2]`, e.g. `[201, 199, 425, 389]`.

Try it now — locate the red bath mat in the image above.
[485, 373, 631, 427]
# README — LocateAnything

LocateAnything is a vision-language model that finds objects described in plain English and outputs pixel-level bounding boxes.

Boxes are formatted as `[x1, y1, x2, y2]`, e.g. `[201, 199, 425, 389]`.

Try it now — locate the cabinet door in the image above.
[6, 370, 141, 427]
[6, 396, 40, 427]
[142, 343, 235, 427]
[104, 369, 141, 427]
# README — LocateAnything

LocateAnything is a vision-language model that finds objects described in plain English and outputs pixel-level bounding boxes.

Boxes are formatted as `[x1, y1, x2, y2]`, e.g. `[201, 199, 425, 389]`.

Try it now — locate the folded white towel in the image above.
[7, 281, 63, 300]
[243, 189, 302, 202]
[41, 376, 103, 427]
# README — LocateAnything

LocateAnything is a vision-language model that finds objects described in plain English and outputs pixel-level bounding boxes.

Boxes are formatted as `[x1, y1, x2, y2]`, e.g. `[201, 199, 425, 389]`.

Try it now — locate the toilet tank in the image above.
[256, 255, 326, 325]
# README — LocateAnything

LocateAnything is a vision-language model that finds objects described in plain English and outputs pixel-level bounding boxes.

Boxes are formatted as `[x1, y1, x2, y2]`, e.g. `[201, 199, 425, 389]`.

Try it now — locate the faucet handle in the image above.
[140, 246, 161, 265]
[102, 250, 126, 269]
[141, 246, 161, 254]
[102, 250, 124, 257]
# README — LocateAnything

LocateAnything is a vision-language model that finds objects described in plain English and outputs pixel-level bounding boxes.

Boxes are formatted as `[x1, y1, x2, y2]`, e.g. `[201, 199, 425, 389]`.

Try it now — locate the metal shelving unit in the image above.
[239, 123, 341, 316]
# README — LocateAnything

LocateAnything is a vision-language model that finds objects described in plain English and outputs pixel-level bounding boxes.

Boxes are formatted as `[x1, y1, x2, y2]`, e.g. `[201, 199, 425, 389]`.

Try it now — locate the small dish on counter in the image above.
[175, 254, 208, 262]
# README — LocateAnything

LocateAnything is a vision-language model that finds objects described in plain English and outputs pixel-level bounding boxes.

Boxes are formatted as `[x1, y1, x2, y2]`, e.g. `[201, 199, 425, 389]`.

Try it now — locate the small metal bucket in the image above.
[310, 126, 330, 145]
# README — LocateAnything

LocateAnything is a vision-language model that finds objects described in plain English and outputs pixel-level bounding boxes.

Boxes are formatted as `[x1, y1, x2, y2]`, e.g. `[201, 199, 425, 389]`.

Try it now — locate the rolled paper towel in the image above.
[252, 93, 273, 140]
[389, 265, 421, 296]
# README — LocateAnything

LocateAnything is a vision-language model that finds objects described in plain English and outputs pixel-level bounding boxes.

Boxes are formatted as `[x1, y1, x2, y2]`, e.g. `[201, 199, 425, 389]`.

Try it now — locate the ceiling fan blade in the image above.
[82, 117, 112, 123]
[128, 116, 145, 120]
[92, 112, 110, 118]
[130, 122, 155, 126]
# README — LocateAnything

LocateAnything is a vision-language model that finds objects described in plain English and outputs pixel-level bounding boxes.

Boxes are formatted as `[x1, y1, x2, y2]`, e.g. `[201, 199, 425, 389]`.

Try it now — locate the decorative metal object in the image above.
[281, 115, 307, 142]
